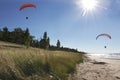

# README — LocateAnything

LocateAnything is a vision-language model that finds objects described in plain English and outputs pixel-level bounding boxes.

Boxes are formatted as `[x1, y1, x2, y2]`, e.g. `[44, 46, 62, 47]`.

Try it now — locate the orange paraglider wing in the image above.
[19, 4, 36, 11]
[96, 34, 111, 40]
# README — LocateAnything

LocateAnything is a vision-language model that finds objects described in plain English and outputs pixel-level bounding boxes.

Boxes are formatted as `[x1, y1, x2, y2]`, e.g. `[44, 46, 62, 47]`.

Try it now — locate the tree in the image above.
[13, 28, 24, 44]
[0, 29, 3, 40]
[43, 32, 47, 41]
[24, 28, 30, 48]
[46, 37, 50, 49]
[40, 39, 46, 49]
[40, 32, 50, 49]
[32, 39, 39, 47]
[56, 40, 60, 48]
[29, 36, 35, 46]
[2, 27, 9, 41]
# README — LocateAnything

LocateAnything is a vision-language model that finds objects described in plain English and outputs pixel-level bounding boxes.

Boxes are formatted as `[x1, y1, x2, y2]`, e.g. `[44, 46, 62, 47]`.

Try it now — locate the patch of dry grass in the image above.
[0, 41, 83, 80]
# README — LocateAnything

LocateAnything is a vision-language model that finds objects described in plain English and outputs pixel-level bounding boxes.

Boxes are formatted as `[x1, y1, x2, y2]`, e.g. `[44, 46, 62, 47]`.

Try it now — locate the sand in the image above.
[74, 54, 120, 80]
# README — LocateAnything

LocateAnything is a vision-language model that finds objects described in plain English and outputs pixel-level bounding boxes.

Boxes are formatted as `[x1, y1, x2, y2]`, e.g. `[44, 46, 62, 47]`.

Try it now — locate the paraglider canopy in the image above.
[19, 3, 36, 20]
[19, 4, 36, 11]
[96, 33, 111, 48]
[96, 34, 111, 40]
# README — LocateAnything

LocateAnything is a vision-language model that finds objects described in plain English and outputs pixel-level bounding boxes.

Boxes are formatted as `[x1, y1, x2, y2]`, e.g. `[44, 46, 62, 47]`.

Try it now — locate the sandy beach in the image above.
[74, 54, 120, 80]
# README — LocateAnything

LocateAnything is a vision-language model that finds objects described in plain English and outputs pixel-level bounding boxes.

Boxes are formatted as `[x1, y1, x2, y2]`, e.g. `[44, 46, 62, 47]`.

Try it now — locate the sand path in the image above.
[74, 54, 120, 80]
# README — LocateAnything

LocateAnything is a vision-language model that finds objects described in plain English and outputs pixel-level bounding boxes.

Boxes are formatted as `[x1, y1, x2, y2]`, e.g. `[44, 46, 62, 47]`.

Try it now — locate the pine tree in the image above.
[57, 40, 60, 48]
[2, 27, 9, 41]
[43, 32, 47, 41]
[24, 28, 30, 48]
[0, 29, 3, 40]
[46, 37, 50, 49]
[40, 32, 50, 49]
[13, 28, 24, 44]
[40, 39, 46, 49]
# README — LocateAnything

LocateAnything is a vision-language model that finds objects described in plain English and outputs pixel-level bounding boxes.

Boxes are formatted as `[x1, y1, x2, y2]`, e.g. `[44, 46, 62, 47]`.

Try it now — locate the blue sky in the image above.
[0, 0, 120, 53]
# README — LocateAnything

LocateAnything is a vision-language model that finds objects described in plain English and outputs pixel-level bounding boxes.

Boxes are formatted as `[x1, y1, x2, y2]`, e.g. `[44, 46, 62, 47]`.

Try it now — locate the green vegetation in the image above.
[0, 27, 80, 53]
[24, 28, 30, 48]
[0, 27, 85, 80]
[56, 40, 60, 48]
[39, 32, 50, 49]
[0, 41, 84, 80]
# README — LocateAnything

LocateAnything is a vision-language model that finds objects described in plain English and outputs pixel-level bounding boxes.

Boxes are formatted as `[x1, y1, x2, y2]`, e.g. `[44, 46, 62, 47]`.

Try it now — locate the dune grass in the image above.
[0, 41, 84, 80]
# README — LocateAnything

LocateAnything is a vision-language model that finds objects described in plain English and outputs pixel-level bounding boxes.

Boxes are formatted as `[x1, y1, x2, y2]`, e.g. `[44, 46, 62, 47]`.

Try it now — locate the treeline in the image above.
[0, 27, 80, 53]
[0, 27, 31, 48]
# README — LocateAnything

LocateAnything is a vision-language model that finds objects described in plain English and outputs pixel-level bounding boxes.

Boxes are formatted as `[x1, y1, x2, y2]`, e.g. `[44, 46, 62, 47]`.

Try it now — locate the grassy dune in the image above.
[0, 41, 84, 80]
